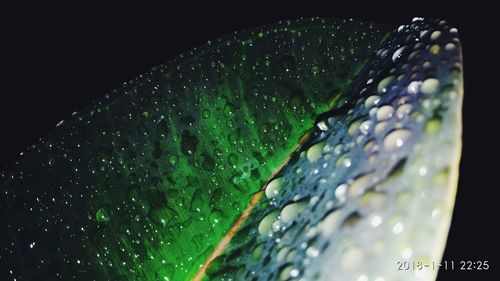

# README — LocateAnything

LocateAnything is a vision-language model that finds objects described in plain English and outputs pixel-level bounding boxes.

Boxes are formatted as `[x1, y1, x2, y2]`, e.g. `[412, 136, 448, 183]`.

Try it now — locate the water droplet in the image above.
[363, 140, 376, 153]
[306, 246, 319, 258]
[319, 211, 342, 236]
[335, 154, 352, 168]
[333, 144, 343, 155]
[426, 118, 442, 135]
[392, 222, 404, 234]
[432, 207, 442, 219]
[223, 103, 234, 117]
[430, 30, 441, 41]
[279, 265, 294, 281]
[265, 177, 284, 199]
[430, 44, 440, 55]
[280, 201, 308, 223]
[365, 95, 381, 109]
[272, 220, 283, 232]
[335, 183, 348, 203]
[348, 119, 362, 135]
[348, 173, 375, 198]
[306, 141, 326, 163]
[383, 129, 412, 151]
[252, 244, 264, 260]
[290, 268, 299, 278]
[317, 120, 328, 131]
[311, 65, 320, 76]
[228, 153, 238, 167]
[370, 214, 383, 228]
[209, 210, 223, 225]
[277, 247, 289, 262]
[96, 207, 110, 223]
[374, 121, 389, 135]
[168, 155, 178, 165]
[392, 46, 407, 62]
[376, 105, 394, 121]
[309, 196, 319, 206]
[445, 43, 456, 51]
[258, 210, 279, 236]
[359, 120, 373, 135]
[360, 190, 386, 209]
[407, 82, 422, 96]
[421, 78, 440, 95]
[286, 250, 296, 261]
[396, 104, 412, 119]
[377, 76, 395, 94]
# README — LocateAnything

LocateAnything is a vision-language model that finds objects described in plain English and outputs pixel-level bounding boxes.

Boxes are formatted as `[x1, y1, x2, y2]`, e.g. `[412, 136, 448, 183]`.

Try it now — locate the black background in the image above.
[1, 5, 497, 280]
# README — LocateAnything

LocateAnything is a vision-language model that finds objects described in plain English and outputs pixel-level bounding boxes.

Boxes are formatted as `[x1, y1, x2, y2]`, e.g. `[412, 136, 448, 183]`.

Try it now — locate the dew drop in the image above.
[335, 183, 348, 203]
[252, 244, 264, 260]
[364, 95, 381, 108]
[421, 78, 440, 95]
[258, 210, 279, 236]
[359, 120, 373, 135]
[377, 76, 395, 94]
[430, 44, 440, 55]
[370, 214, 383, 228]
[383, 129, 412, 151]
[280, 201, 308, 223]
[363, 140, 376, 153]
[96, 207, 110, 223]
[317, 120, 328, 131]
[319, 211, 342, 236]
[279, 265, 293, 281]
[335, 154, 352, 168]
[306, 246, 319, 258]
[376, 105, 394, 121]
[360, 190, 386, 209]
[265, 177, 284, 199]
[348, 173, 375, 198]
[407, 81, 421, 94]
[348, 119, 363, 136]
[396, 104, 412, 119]
[374, 121, 389, 135]
[272, 220, 283, 232]
[430, 30, 441, 41]
[277, 247, 289, 262]
[392, 46, 407, 62]
[392, 222, 404, 234]
[307, 141, 326, 163]
[420, 30, 429, 39]
[445, 43, 456, 51]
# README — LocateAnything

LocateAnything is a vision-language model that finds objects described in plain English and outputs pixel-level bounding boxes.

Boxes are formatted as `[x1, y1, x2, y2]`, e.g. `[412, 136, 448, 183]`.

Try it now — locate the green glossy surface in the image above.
[0, 18, 391, 281]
